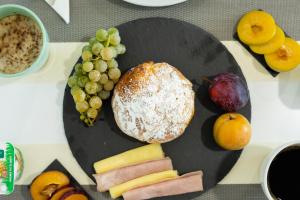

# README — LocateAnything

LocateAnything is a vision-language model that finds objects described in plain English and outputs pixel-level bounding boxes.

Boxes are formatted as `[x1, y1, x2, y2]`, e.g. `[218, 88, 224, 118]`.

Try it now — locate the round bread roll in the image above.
[112, 62, 195, 143]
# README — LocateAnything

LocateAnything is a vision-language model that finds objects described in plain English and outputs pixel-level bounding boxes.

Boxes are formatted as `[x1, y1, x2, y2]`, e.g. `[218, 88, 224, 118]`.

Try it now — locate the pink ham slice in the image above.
[122, 171, 203, 200]
[93, 157, 173, 192]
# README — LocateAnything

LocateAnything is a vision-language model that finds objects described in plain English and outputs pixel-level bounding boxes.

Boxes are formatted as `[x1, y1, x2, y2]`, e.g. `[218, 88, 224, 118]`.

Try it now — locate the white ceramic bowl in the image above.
[0, 4, 49, 78]
[261, 140, 300, 200]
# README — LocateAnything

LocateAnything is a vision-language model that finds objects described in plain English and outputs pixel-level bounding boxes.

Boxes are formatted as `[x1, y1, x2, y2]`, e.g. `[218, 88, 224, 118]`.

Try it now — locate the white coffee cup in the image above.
[261, 140, 300, 200]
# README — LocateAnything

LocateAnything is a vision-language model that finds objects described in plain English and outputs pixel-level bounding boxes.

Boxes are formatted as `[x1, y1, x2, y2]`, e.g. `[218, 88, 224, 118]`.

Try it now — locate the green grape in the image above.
[76, 101, 89, 113]
[99, 90, 110, 100]
[104, 80, 114, 91]
[94, 60, 108, 73]
[80, 114, 85, 121]
[92, 42, 104, 56]
[74, 64, 83, 76]
[89, 37, 97, 46]
[67, 76, 78, 88]
[75, 63, 82, 72]
[85, 81, 98, 94]
[71, 85, 80, 95]
[77, 75, 89, 88]
[107, 59, 118, 69]
[87, 108, 98, 119]
[114, 44, 126, 55]
[82, 61, 94, 72]
[97, 83, 103, 92]
[108, 68, 121, 80]
[89, 96, 102, 109]
[108, 27, 119, 35]
[93, 60, 100, 71]
[82, 50, 93, 61]
[112, 78, 119, 84]
[72, 89, 86, 102]
[96, 29, 108, 42]
[99, 73, 109, 84]
[100, 47, 116, 61]
[109, 33, 121, 45]
[82, 45, 91, 53]
[74, 70, 82, 76]
[88, 70, 101, 82]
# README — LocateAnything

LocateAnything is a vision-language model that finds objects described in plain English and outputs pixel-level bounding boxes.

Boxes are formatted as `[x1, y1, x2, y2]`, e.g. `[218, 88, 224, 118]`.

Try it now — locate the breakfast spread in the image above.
[5, 3, 298, 200]
[67, 27, 126, 126]
[93, 144, 204, 199]
[0, 142, 23, 195]
[237, 10, 300, 72]
[0, 14, 43, 74]
[30, 170, 88, 200]
[112, 61, 195, 143]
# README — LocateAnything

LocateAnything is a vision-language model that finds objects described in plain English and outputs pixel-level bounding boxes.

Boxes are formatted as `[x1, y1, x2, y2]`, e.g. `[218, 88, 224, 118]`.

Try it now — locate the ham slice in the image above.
[122, 171, 203, 200]
[93, 157, 173, 192]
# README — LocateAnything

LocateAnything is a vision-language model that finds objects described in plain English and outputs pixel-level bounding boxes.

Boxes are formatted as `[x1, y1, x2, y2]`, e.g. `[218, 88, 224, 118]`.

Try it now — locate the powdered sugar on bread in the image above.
[112, 62, 195, 143]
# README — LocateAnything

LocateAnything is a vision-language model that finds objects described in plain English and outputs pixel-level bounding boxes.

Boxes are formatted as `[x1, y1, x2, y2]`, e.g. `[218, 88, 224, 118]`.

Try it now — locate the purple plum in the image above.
[208, 73, 250, 112]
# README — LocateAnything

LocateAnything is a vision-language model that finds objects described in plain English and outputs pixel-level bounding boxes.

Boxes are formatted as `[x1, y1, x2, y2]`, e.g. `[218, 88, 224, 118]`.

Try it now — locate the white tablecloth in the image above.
[1, 42, 300, 185]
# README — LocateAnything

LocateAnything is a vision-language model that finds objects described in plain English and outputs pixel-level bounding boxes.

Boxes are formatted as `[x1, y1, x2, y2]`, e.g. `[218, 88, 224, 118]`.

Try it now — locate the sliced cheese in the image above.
[109, 170, 178, 199]
[93, 144, 164, 174]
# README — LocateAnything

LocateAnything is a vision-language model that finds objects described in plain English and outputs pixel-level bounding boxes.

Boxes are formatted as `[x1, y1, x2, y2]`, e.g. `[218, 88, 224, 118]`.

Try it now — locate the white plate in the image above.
[123, 0, 187, 7]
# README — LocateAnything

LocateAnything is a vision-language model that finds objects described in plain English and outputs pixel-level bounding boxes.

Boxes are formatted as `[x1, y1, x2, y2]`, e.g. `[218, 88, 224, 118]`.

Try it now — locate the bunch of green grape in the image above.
[67, 27, 126, 126]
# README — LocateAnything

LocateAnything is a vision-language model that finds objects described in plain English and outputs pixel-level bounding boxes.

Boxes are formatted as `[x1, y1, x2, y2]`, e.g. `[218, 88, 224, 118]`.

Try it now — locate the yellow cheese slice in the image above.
[109, 170, 178, 199]
[93, 144, 164, 174]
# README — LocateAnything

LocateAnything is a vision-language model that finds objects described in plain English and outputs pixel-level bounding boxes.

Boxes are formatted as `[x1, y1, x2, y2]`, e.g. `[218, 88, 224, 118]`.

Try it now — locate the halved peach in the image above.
[250, 26, 285, 54]
[30, 171, 70, 200]
[60, 190, 88, 200]
[237, 10, 276, 45]
[50, 187, 74, 200]
[265, 38, 300, 72]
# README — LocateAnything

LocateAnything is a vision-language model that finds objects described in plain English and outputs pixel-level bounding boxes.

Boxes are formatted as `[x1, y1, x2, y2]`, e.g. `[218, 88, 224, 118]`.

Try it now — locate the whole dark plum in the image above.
[208, 73, 249, 112]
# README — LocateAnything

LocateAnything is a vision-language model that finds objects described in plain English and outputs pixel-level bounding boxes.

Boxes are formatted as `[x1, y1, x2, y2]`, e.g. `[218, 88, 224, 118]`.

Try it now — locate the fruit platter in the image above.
[1, 2, 300, 200]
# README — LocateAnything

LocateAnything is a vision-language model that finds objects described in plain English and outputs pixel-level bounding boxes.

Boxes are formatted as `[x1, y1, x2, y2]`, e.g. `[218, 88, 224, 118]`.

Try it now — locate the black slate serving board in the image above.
[63, 18, 251, 200]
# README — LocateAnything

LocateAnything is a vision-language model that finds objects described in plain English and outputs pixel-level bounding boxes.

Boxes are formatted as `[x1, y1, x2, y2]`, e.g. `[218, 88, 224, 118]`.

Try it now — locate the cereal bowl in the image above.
[0, 4, 49, 78]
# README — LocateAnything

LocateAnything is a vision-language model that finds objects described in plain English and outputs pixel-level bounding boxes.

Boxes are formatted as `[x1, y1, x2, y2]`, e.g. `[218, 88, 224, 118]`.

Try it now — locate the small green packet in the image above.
[0, 142, 15, 195]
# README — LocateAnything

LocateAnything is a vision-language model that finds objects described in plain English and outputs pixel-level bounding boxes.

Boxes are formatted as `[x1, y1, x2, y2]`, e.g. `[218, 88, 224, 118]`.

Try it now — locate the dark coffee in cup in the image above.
[267, 146, 300, 199]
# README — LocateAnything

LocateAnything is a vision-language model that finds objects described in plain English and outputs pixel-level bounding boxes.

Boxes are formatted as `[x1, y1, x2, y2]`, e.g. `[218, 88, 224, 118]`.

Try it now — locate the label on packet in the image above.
[0, 142, 15, 195]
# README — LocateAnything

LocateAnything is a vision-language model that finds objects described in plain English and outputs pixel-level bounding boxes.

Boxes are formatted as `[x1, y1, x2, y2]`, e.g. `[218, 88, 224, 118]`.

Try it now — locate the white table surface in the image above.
[1, 42, 300, 185]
